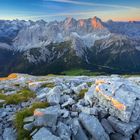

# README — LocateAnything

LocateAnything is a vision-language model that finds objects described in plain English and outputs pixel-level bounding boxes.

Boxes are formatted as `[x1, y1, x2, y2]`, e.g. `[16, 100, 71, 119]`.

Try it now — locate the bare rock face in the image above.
[93, 78, 140, 122]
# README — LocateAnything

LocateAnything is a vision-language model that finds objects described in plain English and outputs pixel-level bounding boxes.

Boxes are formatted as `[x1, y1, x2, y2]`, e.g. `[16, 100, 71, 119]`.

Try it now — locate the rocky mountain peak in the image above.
[64, 17, 76, 29]
[91, 16, 105, 30]
[78, 19, 85, 27]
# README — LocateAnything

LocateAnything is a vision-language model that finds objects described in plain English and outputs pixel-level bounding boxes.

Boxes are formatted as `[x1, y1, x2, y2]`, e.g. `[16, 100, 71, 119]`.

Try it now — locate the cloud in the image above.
[44, 0, 139, 10]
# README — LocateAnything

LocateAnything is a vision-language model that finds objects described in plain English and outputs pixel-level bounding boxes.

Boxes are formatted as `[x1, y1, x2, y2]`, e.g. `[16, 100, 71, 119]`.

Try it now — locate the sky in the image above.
[0, 0, 140, 21]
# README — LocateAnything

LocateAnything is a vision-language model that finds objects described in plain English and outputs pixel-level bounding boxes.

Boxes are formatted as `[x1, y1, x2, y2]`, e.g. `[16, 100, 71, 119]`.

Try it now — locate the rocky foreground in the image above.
[0, 74, 140, 140]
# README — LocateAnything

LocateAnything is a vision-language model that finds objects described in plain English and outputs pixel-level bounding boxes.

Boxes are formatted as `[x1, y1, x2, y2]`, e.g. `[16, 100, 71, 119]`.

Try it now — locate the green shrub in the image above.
[15, 102, 49, 140]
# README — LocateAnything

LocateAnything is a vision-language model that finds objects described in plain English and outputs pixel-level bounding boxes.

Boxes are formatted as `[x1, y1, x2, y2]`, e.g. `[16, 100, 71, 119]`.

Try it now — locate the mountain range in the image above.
[0, 16, 140, 76]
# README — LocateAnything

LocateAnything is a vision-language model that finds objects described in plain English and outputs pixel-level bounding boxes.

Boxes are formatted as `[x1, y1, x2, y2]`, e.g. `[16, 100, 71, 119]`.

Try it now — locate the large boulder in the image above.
[93, 78, 140, 122]
[32, 127, 60, 140]
[101, 118, 115, 134]
[79, 113, 109, 140]
[57, 122, 71, 140]
[34, 105, 61, 127]
[71, 118, 88, 140]
[3, 128, 16, 140]
[46, 86, 61, 105]
[108, 116, 139, 136]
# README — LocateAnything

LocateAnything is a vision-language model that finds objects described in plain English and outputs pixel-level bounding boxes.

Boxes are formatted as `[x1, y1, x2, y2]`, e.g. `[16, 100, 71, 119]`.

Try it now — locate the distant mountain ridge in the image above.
[0, 17, 140, 76]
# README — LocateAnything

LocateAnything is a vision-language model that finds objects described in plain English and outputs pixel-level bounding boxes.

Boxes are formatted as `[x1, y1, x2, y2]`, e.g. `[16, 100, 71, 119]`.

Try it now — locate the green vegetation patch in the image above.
[15, 102, 49, 140]
[78, 89, 88, 99]
[0, 88, 35, 105]
[62, 68, 105, 76]
[87, 82, 93, 87]
[40, 82, 55, 88]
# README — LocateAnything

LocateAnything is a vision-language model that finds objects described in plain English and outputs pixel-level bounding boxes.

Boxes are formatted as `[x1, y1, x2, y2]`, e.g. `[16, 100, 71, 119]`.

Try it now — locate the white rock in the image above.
[28, 81, 46, 91]
[34, 105, 61, 127]
[24, 123, 34, 131]
[3, 128, 16, 140]
[80, 106, 98, 115]
[36, 87, 50, 99]
[79, 113, 109, 140]
[94, 78, 140, 122]
[73, 83, 88, 94]
[84, 85, 95, 106]
[101, 118, 115, 134]
[61, 98, 75, 107]
[71, 119, 88, 140]
[57, 122, 71, 140]
[32, 127, 60, 140]
[23, 116, 34, 123]
[108, 116, 139, 136]
[47, 87, 61, 105]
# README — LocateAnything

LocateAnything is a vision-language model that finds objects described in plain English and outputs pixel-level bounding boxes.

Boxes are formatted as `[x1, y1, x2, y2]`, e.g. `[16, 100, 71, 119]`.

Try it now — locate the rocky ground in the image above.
[0, 74, 140, 140]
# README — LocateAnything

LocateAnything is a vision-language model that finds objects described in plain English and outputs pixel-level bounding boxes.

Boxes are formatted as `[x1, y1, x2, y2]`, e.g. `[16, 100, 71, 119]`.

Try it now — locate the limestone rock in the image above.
[24, 122, 34, 131]
[0, 99, 5, 104]
[57, 122, 71, 140]
[36, 87, 50, 99]
[108, 116, 139, 136]
[61, 98, 75, 107]
[32, 127, 60, 140]
[94, 78, 140, 122]
[73, 83, 88, 94]
[28, 81, 46, 91]
[3, 128, 16, 140]
[34, 105, 60, 127]
[110, 133, 130, 140]
[101, 118, 115, 134]
[71, 119, 88, 140]
[79, 113, 109, 140]
[80, 106, 98, 115]
[47, 87, 61, 105]
[24, 116, 34, 123]
[84, 85, 95, 105]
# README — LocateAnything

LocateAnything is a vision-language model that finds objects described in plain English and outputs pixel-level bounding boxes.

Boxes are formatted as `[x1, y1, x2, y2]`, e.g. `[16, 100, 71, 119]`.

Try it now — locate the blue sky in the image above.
[0, 0, 140, 21]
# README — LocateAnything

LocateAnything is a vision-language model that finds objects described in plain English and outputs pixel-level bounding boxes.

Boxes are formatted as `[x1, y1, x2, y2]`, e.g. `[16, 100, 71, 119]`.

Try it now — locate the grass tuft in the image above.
[15, 102, 49, 140]
[87, 82, 93, 87]
[40, 82, 55, 88]
[78, 89, 88, 99]
[0, 88, 35, 105]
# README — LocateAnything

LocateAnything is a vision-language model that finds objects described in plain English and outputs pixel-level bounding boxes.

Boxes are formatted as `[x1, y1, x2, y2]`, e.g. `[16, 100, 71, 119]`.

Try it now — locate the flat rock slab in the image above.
[3, 128, 17, 140]
[71, 118, 88, 140]
[93, 78, 140, 122]
[79, 113, 109, 140]
[32, 127, 60, 140]
[34, 105, 60, 127]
